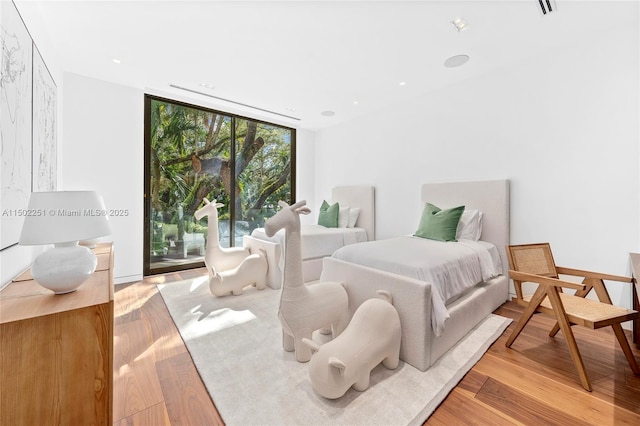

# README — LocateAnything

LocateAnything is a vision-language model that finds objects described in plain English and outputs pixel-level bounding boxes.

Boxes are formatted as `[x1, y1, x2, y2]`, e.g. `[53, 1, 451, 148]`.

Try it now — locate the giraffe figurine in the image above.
[264, 200, 349, 362]
[194, 198, 251, 271]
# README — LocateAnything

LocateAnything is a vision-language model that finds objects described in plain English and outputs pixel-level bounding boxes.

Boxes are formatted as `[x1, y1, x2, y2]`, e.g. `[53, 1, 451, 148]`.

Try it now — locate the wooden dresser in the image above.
[0, 243, 114, 426]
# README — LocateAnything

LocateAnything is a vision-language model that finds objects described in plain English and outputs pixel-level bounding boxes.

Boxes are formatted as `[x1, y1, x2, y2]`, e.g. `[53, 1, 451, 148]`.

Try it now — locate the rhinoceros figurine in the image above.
[302, 290, 401, 399]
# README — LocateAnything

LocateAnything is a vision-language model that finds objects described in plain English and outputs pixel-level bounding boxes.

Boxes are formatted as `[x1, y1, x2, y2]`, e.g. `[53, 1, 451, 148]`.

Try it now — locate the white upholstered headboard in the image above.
[331, 185, 375, 241]
[420, 179, 510, 276]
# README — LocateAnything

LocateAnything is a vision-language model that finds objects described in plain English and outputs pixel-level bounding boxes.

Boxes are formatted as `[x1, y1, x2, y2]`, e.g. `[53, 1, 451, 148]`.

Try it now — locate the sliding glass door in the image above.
[144, 95, 294, 275]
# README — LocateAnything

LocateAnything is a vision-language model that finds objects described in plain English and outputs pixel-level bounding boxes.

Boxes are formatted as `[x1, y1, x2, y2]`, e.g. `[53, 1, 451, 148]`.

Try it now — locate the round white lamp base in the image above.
[31, 243, 98, 294]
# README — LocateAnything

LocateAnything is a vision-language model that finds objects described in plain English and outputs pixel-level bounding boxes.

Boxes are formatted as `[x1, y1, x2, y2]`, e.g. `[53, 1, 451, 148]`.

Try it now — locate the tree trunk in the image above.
[251, 161, 291, 211]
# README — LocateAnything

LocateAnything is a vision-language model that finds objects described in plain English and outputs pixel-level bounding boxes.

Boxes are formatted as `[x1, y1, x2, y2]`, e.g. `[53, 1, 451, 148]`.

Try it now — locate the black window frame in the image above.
[143, 94, 296, 276]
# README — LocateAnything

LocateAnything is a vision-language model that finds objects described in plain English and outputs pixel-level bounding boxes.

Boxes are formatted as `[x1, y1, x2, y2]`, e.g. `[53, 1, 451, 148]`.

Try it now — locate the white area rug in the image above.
[158, 277, 511, 426]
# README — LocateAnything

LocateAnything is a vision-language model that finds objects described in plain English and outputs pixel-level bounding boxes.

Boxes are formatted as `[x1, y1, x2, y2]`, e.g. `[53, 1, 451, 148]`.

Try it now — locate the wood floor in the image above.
[113, 269, 640, 425]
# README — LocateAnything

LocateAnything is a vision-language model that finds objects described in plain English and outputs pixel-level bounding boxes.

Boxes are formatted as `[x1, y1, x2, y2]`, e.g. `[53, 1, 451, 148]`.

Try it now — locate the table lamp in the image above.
[18, 191, 112, 294]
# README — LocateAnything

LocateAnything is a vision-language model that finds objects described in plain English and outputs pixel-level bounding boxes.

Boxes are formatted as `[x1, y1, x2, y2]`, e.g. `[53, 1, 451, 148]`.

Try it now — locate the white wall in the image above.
[296, 128, 317, 226]
[314, 24, 639, 309]
[1, 0, 64, 287]
[62, 73, 144, 284]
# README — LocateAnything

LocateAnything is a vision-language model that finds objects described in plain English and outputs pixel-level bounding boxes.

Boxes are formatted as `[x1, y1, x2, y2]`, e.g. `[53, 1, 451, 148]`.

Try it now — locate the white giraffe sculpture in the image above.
[195, 198, 267, 296]
[194, 198, 251, 271]
[264, 200, 349, 362]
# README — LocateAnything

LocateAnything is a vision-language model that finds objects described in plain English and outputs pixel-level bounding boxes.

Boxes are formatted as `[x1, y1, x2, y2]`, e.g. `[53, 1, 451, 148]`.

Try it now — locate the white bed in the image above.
[243, 185, 375, 288]
[320, 179, 510, 372]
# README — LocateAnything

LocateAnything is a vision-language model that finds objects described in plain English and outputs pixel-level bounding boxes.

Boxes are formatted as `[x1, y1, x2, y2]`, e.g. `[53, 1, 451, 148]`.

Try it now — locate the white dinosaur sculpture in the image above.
[264, 200, 349, 362]
[195, 198, 267, 296]
[207, 250, 268, 296]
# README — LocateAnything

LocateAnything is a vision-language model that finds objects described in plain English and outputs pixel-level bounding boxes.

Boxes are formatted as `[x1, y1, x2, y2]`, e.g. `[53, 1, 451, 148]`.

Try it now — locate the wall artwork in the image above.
[32, 45, 56, 192]
[1, 0, 33, 251]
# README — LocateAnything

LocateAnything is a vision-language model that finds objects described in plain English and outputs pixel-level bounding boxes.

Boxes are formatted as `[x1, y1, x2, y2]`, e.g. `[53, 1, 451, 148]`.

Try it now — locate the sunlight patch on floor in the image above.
[114, 282, 160, 319]
[155, 275, 208, 294]
[185, 307, 257, 336]
[189, 275, 209, 292]
[134, 334, 185, 363]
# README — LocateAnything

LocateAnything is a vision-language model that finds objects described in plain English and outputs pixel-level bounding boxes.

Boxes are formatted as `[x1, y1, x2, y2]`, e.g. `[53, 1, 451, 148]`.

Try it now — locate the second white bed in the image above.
[251, 225, 368, 261]
[243, 185, 375, 288]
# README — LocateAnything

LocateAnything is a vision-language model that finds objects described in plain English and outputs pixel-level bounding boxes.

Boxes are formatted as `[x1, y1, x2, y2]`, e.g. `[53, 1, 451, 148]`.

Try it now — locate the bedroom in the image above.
[1, 0, 638, 424]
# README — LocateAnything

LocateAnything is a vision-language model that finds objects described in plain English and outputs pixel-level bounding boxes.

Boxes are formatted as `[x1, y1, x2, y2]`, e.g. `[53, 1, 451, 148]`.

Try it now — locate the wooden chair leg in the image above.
[611, 323, 640, 375]
[506, 285, 547, 348]
[546, 288, 592, 391]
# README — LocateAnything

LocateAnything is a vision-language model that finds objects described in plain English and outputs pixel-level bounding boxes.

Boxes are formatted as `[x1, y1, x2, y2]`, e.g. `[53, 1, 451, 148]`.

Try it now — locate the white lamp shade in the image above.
[19, 191, 112, 245]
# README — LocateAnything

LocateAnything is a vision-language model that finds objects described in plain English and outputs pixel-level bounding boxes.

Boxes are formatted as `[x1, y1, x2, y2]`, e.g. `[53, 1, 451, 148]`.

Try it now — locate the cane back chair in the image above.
[506, 243, 639, 391]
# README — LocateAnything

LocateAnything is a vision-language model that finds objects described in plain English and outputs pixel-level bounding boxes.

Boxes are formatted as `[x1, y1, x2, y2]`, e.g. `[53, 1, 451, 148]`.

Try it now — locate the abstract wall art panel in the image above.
[32, 45, 56, 192]
[1, 0, 33, 250]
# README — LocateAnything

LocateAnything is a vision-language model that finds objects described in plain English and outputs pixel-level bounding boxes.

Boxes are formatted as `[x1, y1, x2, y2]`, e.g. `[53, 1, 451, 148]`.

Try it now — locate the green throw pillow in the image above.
[318, 200, 339, 228]
[414, 203, 465, 242]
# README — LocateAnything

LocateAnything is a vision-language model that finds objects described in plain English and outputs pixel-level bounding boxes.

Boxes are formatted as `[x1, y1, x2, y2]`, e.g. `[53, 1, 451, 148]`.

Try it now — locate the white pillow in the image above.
[347, 207, 361, 228]
[338, 206, 350, 228]
[456, 209, 483, 241]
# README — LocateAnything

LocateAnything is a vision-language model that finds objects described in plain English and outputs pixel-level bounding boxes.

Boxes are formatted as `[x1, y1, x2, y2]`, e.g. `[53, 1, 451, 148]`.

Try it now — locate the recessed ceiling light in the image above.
[353, 101, 359, 105]
[112, 58, 121, 64]
[444, 54, 470, 68]
[451, 18, 469, 32]
[399, 81, 407, 86]
[321, 111, 335, 117]
[199, 83, 215, 90]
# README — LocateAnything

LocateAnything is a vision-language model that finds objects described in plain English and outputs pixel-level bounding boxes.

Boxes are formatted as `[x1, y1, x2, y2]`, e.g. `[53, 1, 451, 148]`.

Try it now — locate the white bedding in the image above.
[331, 236, 502, 336]
[250, 224, 368, 260]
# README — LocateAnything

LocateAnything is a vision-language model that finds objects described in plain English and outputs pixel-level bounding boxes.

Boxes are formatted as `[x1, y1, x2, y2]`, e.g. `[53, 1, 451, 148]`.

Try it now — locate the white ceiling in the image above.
[16, 0, 638, 130]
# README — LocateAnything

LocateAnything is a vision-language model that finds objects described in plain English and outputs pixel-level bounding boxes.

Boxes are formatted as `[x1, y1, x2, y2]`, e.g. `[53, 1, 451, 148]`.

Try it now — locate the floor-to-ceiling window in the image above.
[144, 95, 295, 275]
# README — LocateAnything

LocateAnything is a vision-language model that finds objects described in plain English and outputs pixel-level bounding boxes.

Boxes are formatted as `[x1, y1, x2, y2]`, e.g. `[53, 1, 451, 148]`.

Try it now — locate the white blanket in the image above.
[331, 236, 502, 336]
[251, 224, 367, 260]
